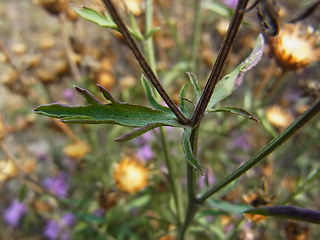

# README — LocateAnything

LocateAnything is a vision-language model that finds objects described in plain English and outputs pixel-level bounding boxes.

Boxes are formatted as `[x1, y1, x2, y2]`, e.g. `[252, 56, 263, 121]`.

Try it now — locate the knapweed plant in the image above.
[32, 0, 320, 239]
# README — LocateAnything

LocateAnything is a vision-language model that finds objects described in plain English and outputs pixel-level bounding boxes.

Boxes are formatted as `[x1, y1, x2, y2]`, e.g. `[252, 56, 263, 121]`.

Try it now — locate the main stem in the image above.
[190, 0, 249, 126]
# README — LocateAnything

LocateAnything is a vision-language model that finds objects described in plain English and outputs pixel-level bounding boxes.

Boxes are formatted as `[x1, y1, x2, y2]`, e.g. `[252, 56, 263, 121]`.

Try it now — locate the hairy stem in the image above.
[101, 0, 189, 125]
[191, 0, 249, 126]
[197, 98, 320, 203]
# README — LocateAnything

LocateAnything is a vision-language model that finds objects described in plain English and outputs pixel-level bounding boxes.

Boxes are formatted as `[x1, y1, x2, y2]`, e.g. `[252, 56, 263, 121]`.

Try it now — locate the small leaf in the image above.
[141, 75, 172, 113]
[76, 212, 107, 224]
[179, 84, 190, 117]
[244, 206, 320, 224]
[209, 106, 259, 121]
[202, 2, 233, 18]
[181, 128, 203, 175]
[114, 123, 163, 142]
[207, 199, 251, 214]
[187, 72, 201, 102]
[72, 6, 117, 29]
[97, 84, 117, 104]
[128, 13, 144, 41]
[75, 86, 101, 105]
[145, 27, 161, 39]
[207, 34, 264, 110]
[72, 6, 143, 41]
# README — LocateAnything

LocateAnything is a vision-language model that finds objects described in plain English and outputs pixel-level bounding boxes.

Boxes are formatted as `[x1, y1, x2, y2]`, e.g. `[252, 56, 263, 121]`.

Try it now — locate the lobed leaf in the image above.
[34, 86, 184, 140]
[206, 34, 264, 110]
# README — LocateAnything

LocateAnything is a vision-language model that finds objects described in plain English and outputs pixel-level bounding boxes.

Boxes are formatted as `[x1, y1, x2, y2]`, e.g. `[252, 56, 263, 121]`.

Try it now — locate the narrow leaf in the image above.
[179, 84, 190, 117]
[114, 123, 163, 142]
[207, 34, 264, 110]
[209, 106, 259, 121]
[141, 75, 172, 113]
[75, 86, 101, 105]
[181, 128, 203, 175]
[207, 199, 251, 214]
[97, 84, 117, 104]
[72, 6, 117, 29]
[145, 27, 161, 39]
[244, 206, 320, 224]
[129, 13, 144, 41]
[187, 72, 201, 101]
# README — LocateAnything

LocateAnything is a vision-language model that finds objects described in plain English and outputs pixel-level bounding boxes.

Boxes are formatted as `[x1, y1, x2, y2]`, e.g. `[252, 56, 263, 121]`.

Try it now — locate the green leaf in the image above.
[207, 34, 264, 110]
[187, 72, 201, 102]
[145, 27, 161, 39]
[181, 128, 203, 175]
[207, 199, 251, 214]
[179, 84, 190, 117]
[209, 106, 259, 121]
[244, 206, 320, 224]
[128, 13, 144, 41]
[76, 212, 107, 224]
[140, 75, 172, 113]
[72, 7, 143, 41]
[72, 6, 117, 29]
[34, 86, 184, 139]
[202, 2, 233, 18]
[114, 123, 163, 142]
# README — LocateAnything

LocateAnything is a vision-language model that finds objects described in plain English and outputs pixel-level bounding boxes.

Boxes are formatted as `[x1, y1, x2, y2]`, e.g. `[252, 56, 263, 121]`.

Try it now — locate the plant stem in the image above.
[197, 98, 320, 203]
[101, 0, 189, 125]
[190, 0, 249, 126]
[180, 126, 199, 239]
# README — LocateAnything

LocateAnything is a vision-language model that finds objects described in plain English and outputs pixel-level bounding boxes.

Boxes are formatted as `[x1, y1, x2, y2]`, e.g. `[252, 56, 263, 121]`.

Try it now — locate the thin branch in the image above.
[101, 0, 189, 125]
[190, 0, 249, 126]
[197, 98, 320, 203]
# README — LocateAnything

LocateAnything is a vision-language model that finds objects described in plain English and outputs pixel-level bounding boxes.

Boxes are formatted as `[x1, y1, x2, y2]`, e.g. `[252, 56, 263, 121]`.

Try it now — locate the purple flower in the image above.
[4, 199, 27, 228]
[44, 172, 69, 198]
[135, 131, 153, 145]
[231, 131, 251, 151]
[44, 213, 75, 240]
[136, 145, 154, 161]
[223, 0, 238, 9]
[63, 89, 74, 103]
[198, 168, 215, 189]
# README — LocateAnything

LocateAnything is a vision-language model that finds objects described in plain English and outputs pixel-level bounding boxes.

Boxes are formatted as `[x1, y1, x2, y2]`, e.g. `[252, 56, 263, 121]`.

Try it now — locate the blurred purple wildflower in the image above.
[44, 172, 69, 198]
[4, 199, 27, 228]
[44, 213, 75, 240]
[63, 89, 74, 103]
[231, 131, 251, 151]
[198, 168, 216, 189]
[136, 145, 154, 162]
[223, 0, 238, 9]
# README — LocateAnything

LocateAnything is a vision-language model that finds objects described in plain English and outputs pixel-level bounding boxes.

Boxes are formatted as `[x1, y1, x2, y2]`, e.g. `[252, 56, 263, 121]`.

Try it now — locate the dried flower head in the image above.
[63, 142, 90, 159]
[114, 156, 149, 194]
[0, 159, 18, 182]
[0, 114, 6, 141]
[266, 105, 293, 130]
[269, 24, 320, 70]
[97, 188, 118, 210]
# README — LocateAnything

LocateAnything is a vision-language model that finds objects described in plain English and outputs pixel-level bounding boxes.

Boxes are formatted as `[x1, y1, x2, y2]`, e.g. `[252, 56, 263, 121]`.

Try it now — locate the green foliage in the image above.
[34, 85, 185, 139]
[207, 34, 264, 110]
